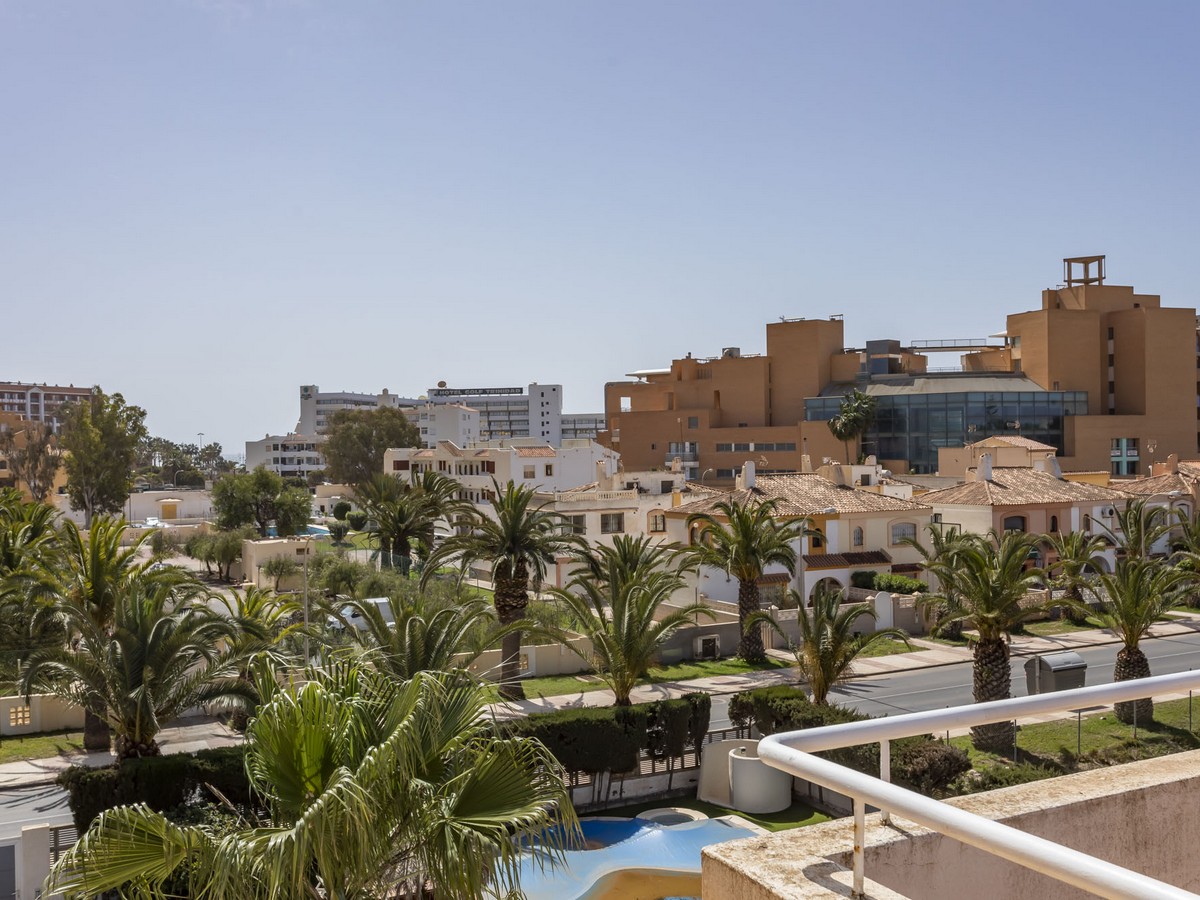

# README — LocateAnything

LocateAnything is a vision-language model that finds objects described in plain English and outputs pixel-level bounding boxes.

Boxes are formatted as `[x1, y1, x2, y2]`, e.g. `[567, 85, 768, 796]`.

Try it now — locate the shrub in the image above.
[333, 501, 352, 521]
[873, 573, 927, 594]
[892, 740, 971, 794]
[952, 762, 1057, 795]
[346, 511, 368, 530]
[328, 520, 351, 544]
[850, 570, 877, 589]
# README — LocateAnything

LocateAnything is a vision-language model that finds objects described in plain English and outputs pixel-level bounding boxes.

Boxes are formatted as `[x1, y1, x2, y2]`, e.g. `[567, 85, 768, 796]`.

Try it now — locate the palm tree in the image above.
[1098, 497, 1172, 560]
[1072, 558, 1188, 725]
[47, 665, 574, 899]
[549, 538, 712, 705]
[423, 479, 579, 700]
[356, 471, 470, 576]
[922, 530, 1046, 751]
[340, 594, 519, 681]
[826, 389, 877, 464]
[686, 498, 811, 662]
[751, 584, 909, 705]
[1045, 529, 1109, 626]
[20, 577, 252, 758]
[217, 585, 302, 730]
[0, 492, 62, 690]
[902, 524, 972, 639]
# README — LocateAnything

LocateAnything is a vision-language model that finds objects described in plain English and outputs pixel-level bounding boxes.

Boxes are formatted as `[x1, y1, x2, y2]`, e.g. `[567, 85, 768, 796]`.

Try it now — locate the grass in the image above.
[515, 656, 793, 700]
[0, 729, 86, 765]
[1023, 619, 1102, 637]
[856, 636, 918, 658]
[596, 795, 830, 832]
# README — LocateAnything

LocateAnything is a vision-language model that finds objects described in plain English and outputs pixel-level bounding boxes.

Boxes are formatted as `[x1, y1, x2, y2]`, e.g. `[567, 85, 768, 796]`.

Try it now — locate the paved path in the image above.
[6, 612, 1200, 789]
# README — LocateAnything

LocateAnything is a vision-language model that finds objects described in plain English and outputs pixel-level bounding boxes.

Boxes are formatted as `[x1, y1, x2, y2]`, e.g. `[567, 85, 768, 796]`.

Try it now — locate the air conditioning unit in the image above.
[721, 347, 741, 358]
[693, 635, 720, 660]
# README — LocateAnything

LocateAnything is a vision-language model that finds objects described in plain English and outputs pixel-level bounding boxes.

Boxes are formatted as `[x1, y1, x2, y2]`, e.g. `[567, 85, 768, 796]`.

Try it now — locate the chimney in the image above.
[595, 460, 610, 491]
[737, 460, 756, 490]
[976, 453, 993, 482]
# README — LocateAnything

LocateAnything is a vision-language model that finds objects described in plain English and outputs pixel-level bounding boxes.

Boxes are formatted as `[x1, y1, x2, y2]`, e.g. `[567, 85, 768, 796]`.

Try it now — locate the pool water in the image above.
[516, 817, 753, 900]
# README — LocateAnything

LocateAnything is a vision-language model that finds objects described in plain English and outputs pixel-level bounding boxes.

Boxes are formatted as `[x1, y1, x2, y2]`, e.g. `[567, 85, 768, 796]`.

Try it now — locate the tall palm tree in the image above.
[48, 665, 574, 899]
[826, 389, 877, 464]
[548, 538, 712, 705]
[750, 584, 909, 705]
[20, 577, 252, 758]
[1045, 529, 1109, 626]
[922, 530, 1046, 752]
[686, 498, 810, 662]
[1072, 558, 1188, 725]
[0, 492, 62, 690]
[423, 479, 579, 700]
[356, 471, 472, 575]
[902, 524, 972, 639]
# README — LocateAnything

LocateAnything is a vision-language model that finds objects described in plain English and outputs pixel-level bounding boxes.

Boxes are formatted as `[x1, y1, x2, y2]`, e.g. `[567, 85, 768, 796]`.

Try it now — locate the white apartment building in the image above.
[424, 383, 603, 444]
[383, 438, 619, 502]
[297, 385, 417, 434]
[246, 434, 327, 480]
[0, 382, 93, 431]
[411, 402, 480, 448]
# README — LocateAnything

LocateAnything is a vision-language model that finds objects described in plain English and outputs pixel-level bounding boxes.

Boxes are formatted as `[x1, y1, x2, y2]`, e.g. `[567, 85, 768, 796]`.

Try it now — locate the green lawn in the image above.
[0, 729, 85, 765]
[516, 656, 793, 700]
[856, 636, 918, 658]
[1023, 619, 1102, 638]
[596, 796, 830, 832]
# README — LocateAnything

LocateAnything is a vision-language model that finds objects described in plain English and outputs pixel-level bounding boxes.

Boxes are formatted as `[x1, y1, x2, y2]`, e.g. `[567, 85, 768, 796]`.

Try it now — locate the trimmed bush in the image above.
[332, 501, 352, 521]
[346, 511, 368, 531]
[873, 573, 927, 594]
[850, 570, 877, 589]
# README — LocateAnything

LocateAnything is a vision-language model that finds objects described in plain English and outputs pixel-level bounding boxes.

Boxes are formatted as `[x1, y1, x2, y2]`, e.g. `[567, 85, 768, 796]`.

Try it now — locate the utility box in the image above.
[1024, 651, 1087, 695]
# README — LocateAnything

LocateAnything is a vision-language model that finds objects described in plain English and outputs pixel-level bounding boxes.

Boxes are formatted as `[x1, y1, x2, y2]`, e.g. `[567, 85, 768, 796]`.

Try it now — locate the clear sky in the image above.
[3, 1, 1198, 455]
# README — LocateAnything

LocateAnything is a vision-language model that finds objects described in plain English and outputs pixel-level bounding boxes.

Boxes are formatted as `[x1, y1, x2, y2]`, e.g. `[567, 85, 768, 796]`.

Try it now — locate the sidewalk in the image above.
[7, 613, 1200, 789]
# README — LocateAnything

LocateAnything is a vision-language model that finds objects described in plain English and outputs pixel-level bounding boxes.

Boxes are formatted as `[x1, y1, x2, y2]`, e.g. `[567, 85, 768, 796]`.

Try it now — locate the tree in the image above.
[58, 388, 149, 527]
[1072, 559, 1187, 725]
[212, 467, 311, 537]
[549, 537, 712, 705]
[920, 530, 1046, 752]
[323, 406, 420, 486]
[423, 480, 579, 700]
[20, 575, 251, 758]
[48, 665, 574, 899]
[685, 498, 811, 662]
[1098, 497, 1172, 560]
[355, 471, 470, 575]
[0, 491, 63, 689]
[0, 421, 61, 502]
[826, 389, 877, 464]
[1045, 529, 1109, 626]
[261, 555, 301, 591]
[902, 524, 974, 640]
[751, 584, 909, 705]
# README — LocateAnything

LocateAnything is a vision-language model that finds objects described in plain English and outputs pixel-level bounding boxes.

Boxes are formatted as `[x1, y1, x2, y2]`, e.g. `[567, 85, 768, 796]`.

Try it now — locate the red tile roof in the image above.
[672, 473, 930, 518]
[802, 550, 892, 570]
[920, 467, 1133, 507]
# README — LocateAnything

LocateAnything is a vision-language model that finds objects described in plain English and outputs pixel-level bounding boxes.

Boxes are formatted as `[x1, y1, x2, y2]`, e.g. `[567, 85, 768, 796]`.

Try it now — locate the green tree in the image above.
[0, 491, 62, 689]
[212, 467, 311, 537]
[751, 585, 909, 704]
[549, 537, 712, 705]
[261, 555, 301, 591]
[1072, 558, 1188, 725]
[0, 421, 62, 503]
[323, 406, 420, 485]
[356, 471, 470, 575]
[902, 524, 974, 640]
[685, 498, 811, 662]
[826, 388, 877, 464]
[1097, 497, 1172, 560]
[921, 530, 1046, 752]
[48, 665, 574, 899]
[20, 575, 251, 758]
[58, 388, 149, 527]
[424, 480, 579, 700]
[1045, 529, 1109, 626]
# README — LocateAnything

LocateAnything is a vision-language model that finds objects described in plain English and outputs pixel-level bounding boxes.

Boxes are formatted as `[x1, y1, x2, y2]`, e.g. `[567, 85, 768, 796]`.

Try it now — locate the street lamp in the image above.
[701, 468, 715, 486]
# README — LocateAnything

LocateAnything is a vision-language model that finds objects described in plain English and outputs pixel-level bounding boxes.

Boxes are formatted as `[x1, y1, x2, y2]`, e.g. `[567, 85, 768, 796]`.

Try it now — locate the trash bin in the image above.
[1024, 651, 1087, 695]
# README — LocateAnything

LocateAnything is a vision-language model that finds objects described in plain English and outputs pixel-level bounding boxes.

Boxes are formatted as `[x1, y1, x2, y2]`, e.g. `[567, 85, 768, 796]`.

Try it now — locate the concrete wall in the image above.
[703, 749, 1200, 899]
[0, 695, 84, 736]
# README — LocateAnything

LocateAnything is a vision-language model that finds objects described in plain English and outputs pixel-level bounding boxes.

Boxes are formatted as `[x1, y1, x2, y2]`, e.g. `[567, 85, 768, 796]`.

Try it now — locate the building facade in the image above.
[0, 382, 93, 432]
[245, 434, 327, 480]
[424, 382, 604, 444]
[297, 385, 415, 434]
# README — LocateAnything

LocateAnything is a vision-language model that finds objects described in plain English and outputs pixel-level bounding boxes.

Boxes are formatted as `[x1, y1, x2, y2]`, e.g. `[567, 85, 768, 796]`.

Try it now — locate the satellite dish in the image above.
[437, 380, 447, 388]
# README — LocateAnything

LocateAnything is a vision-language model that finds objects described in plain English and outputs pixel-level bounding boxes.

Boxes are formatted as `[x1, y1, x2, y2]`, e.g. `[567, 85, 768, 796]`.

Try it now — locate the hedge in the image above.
[58, 746, 256, 831]
[728, 686, 967, 795]
[503, 694, 711, 776]
[872, 573, 927, 594]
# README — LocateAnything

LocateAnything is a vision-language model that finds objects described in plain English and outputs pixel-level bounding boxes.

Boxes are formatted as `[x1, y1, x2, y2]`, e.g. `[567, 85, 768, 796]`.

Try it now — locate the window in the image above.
[1003, 515, 1027, 533]
[523, 466, 535, 479]
[661, 480, 673, 493]
[890, 522, 917, 545]
[601, 513, 625, 534]
[852, 527, 864, 547]
[1049, 515, 1059, 533]
[733, 442, 750, 453]
[649, 513, 666, 532]
[715, 443, 733, 453]
[544, 464, 554, 476]
[687, 416, 699, 429]
[562, 514, 586, 535]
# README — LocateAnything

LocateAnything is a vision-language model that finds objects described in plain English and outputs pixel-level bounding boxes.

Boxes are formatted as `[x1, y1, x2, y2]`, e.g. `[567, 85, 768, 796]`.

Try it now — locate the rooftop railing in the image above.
[758, 670, 1200, 899]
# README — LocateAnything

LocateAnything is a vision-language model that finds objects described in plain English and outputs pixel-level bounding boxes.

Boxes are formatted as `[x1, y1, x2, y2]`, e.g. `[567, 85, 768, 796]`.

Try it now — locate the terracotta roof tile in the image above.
[1121, 472, 1194, 496]
[974, 435, 1059, 451]
[515, 446, 557, 458]
[671, 473, 931, 518]
[921, 467, 1134, 507]
[802, 550, 892, 569]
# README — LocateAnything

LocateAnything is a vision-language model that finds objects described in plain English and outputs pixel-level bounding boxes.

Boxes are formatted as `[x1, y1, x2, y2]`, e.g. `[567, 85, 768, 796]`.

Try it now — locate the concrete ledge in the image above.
[703, 749, 1200, 899]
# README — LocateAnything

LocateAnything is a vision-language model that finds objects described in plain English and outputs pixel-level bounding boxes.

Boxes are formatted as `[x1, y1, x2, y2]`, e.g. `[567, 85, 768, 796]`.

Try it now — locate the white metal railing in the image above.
[758, 670, 1200, 899]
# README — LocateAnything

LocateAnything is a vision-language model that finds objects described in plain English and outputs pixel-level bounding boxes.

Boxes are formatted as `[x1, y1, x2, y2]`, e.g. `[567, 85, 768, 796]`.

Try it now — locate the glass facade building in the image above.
[805, 390, 1089, 473]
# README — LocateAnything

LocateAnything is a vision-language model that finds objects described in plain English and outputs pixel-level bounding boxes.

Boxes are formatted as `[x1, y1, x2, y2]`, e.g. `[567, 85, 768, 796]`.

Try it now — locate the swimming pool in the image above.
[515, 816, 754, 900]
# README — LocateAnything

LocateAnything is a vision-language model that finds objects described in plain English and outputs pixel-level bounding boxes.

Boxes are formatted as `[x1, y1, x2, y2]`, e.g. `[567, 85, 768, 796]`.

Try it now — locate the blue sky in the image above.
[2, 1, 1197, 454]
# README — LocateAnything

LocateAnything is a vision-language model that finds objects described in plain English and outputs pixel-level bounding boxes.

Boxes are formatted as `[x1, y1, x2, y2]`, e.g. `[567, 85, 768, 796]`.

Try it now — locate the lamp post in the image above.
[701, 468, 715, 486]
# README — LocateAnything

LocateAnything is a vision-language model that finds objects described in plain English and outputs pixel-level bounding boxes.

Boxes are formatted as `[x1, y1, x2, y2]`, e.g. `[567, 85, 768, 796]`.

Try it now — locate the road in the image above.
[9, 631, 1200, 834]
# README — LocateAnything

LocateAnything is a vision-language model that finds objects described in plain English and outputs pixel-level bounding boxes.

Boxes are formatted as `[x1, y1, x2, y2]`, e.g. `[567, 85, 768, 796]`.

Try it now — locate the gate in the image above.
[0, 843, 15, 900]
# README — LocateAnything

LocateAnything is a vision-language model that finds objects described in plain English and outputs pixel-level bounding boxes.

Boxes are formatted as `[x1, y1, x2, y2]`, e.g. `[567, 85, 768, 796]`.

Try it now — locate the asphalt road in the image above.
[10, 631, 1200, 835]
